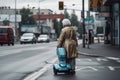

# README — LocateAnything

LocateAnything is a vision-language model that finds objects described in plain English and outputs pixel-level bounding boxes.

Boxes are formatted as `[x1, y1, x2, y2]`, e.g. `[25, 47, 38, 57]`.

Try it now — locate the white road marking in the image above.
[75, 66, 98, 71]
[106, 57, 120, 63]
[108, 66, 115, 71]
[76, 66, 120, 72]
[23, 58, 57, 80]
[108, 66, 120, 71]
[77, 58, 92, 62]
[88, 59, 92, 61]
[96, 58, 108, 62]
[107, 57, 120, 61]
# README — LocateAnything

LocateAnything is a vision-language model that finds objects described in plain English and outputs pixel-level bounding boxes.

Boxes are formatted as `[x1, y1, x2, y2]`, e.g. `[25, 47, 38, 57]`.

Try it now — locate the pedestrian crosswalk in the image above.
[75, 66, 120, 71]
[75, 57, 120, 71]
[76, 57, 120, 63]
[76, 57, 110, 63]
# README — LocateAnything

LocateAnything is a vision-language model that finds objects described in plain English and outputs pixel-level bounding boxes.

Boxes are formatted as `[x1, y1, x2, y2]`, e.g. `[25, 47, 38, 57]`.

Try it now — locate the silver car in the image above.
[37, 34, 50, 43]
[20, 33, 36, 44]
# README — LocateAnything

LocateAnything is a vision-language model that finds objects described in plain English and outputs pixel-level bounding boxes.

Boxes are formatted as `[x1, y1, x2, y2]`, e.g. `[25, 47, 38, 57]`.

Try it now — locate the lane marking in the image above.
[23, 58, 57, 80]
[106, 57, 120, 63]
[77, 58, 92, 62]
[107, 57, 120, 60]
[75, 66, 98, 71]
[96, 58, 108, 62]
[88, 59, 92, 61]
[108, 66, 115, 71]
[108, 66, 120, 71]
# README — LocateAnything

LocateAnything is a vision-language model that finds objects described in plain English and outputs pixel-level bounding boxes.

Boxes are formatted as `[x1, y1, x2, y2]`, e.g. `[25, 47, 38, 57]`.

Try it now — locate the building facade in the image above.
[0, 7, 64, 40]
[0, 8, 54, 29]
[104, 0, 120, 47]
[89, 0, 120, 47]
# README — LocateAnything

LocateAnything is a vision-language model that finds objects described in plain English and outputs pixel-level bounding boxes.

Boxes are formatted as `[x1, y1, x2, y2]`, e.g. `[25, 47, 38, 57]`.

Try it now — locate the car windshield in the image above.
[39, 35, 47, 38]
[0, 28, 7, 34]
[22, 33, 33, 37]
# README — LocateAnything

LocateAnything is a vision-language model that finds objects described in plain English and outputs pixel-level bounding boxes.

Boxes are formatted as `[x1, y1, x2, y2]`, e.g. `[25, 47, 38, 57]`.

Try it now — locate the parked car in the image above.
[0, 26, 14, 46]
[20, 33, 36, 44]
[37, 34, 50, 43]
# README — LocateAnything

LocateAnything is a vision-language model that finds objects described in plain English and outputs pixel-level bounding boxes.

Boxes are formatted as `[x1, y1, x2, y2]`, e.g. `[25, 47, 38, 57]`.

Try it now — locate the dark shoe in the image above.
[69, 70, 75, 75]
[71, 70, 75, 74]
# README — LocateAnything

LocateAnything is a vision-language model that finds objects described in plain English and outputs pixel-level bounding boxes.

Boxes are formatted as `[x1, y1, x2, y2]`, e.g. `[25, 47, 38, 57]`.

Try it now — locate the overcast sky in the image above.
[0, 0, 89, 19]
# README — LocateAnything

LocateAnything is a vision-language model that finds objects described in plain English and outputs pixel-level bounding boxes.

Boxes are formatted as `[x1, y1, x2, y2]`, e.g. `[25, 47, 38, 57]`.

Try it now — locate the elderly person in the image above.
[57, 18, 78, 73]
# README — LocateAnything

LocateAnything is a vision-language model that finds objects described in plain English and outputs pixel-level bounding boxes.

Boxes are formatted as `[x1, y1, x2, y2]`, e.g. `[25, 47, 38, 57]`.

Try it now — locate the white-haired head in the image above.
[62, 18, 71, 27]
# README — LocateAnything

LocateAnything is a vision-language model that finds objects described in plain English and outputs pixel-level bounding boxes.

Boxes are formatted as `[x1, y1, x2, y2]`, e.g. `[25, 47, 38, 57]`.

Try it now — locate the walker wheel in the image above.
[53, 66, 57, 75]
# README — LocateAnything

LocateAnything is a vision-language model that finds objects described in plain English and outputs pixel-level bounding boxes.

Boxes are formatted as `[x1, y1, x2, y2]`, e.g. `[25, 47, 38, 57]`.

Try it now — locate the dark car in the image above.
[0, 26, 14, 46]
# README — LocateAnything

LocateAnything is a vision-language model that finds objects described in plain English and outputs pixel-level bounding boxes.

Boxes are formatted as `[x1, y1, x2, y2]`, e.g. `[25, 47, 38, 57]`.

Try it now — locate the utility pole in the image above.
[87, 3, 90, 48]
[38, 0, 45, 34]
[82, 0, 86, 48]
[38, 7, 41, 33]
[15, 0, 17, 41]
[85, 12, 90, 48]
[38, 0, 41, 34]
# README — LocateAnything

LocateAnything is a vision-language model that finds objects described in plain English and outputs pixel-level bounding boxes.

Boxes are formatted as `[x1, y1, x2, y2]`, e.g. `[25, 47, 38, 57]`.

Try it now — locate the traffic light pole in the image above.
[82, 0, 86, 48]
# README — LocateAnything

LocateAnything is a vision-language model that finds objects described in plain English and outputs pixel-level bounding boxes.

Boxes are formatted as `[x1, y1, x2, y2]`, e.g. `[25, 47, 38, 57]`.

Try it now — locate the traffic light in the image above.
[59, 1, 64, 10]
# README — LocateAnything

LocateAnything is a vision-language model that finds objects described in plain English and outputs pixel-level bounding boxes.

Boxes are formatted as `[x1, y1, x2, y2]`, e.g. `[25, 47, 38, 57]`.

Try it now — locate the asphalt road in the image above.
[37, 54, 120, 80]
[0, 42, 57, 80]
[1, 40, 120, 80]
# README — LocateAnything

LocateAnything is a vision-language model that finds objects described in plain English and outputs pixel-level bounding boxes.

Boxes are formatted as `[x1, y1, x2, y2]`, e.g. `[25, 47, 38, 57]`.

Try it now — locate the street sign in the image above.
[84, 17, 94, 24]
[10, 15, 21, 22]
[0, 14, 9, 21]
[0, 14, 21, 22]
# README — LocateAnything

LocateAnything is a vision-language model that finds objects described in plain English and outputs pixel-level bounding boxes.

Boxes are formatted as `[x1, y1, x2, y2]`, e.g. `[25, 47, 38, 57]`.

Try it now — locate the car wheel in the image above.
[20, 42, 23, 44]
[12, 43, 14, 46]
[1, 44, 3, 46]
[8, 43, 10, 46]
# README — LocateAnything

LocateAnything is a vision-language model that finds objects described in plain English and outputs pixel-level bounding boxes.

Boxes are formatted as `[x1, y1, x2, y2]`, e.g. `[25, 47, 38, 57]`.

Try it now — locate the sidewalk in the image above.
[78, 42, 120, 58]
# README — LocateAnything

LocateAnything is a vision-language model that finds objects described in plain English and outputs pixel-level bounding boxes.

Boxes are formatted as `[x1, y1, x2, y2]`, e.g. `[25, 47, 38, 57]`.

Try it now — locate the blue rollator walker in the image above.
[53, 47, 73, 75]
